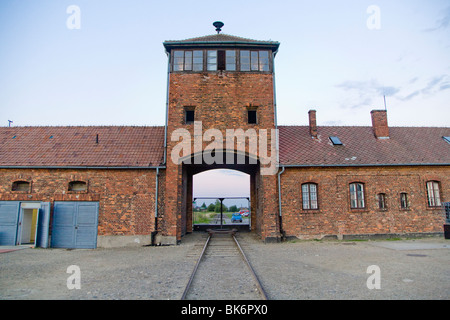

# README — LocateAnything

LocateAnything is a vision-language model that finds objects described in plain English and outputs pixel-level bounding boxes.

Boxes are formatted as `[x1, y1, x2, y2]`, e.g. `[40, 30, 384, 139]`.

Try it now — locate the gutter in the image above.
[0, 165, 167, 170]
[279, 163, 450, 168]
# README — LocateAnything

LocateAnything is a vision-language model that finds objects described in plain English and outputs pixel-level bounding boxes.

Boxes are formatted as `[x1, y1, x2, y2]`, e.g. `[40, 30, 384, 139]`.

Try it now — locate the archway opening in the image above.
[193, 169, 250, 230]
[179, 151, 260, 237]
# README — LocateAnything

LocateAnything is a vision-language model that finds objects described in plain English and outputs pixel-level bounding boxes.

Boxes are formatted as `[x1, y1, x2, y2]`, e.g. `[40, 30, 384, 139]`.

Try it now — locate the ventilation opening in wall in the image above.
[12, 181, 30, 192]
[68, 181, 87, 192]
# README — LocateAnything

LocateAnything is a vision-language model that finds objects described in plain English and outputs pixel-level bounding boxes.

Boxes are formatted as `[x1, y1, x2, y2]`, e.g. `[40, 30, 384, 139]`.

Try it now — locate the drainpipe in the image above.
[277, 166, 285, 240]
[272, 48, 280, 165]
[153, 167, 160, 245]
[163, 50, 171, 165]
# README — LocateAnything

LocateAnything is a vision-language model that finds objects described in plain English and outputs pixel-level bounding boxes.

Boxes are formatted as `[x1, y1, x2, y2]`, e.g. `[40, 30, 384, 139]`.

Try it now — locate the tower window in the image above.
[248, 109, 257, 124]
[173, 50, 203, 71]
[226, 50, 236, 71]
[207, 50, 217, 71]
[241, 50, 270, 72]
[193, 51, 203, 71]
[217, 50, 226, 70]
[240, 51, 250, 71]
[185, 107, 195, 124]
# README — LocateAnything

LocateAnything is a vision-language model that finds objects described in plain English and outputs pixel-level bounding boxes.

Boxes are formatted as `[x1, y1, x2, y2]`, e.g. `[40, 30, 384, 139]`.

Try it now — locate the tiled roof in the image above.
[279, 126, 450, 166]
[1, 125, 448, 168]
[0, 126, 165, 168]
[164, 33, 279, 44]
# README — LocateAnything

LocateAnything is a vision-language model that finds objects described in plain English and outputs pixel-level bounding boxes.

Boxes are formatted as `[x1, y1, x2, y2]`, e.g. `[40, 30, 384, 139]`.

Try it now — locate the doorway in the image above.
[20, 209, 38, 244]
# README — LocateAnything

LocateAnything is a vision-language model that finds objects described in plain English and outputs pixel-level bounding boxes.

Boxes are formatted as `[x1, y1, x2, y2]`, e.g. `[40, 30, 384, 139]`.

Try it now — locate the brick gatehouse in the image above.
[1, 25, 449, 248]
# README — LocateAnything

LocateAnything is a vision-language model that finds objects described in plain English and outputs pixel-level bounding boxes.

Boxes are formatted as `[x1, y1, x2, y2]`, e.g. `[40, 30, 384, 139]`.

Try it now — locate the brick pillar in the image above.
[259, 170, 281, 242]
[159, 160, 182, 245]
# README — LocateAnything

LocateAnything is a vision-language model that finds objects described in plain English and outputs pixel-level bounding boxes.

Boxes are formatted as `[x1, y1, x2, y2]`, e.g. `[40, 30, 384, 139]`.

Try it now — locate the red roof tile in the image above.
[0, 126, 165, 168]
[1, 125, 449, 168]
[279, 126, 450, 166]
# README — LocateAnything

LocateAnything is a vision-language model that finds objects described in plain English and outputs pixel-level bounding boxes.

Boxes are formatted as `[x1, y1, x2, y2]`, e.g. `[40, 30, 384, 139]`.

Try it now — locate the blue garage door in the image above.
[0, 202, 20, 245]
[51, 202, 99, 249]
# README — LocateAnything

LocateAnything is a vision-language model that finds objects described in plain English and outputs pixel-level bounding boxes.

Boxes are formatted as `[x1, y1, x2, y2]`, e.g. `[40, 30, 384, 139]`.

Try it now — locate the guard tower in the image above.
[159, 22, 281, 244]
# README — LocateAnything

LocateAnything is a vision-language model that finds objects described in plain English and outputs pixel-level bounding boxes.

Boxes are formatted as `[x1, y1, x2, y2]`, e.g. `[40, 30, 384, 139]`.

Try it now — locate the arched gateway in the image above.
[155, 23, 282, 245]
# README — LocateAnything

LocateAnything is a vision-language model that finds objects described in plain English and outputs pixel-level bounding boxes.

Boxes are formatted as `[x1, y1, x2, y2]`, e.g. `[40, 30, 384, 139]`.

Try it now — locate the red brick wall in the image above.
[164, 71, 280, 242]
[0, 168, 157, 236]
[280, 166, 449, 239]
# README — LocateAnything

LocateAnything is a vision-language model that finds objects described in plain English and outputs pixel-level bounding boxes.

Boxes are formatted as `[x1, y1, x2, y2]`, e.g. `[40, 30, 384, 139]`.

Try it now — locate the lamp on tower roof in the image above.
[213, 21, 224, 34]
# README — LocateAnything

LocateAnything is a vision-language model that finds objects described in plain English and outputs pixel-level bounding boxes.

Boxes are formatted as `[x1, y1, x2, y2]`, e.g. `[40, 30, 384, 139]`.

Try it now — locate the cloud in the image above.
[424, 6, 450, 32]
[397, 75, 450, 101]
[335, 79, 400, 109]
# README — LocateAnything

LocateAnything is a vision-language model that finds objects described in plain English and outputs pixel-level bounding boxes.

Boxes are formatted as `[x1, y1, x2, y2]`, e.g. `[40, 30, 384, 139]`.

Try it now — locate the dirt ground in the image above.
[0, 232, 449, 300]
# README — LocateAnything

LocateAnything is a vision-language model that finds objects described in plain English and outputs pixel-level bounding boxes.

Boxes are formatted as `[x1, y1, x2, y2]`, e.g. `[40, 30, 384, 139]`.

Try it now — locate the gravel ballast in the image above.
[0, 232, 449, 300]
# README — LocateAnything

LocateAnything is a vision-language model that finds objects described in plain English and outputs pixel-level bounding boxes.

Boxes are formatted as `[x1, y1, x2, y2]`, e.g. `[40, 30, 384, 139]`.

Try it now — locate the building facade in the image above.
[0, 26, 449, 248]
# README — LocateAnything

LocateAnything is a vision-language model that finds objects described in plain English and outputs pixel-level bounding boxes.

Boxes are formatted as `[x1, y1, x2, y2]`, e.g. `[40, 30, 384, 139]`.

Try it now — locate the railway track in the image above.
[181, 230, 268, 300]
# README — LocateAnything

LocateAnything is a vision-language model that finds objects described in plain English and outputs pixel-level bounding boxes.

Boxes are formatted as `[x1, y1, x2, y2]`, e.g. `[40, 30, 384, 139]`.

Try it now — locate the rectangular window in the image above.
[329, 136, 343, 145]
[173, 51, 184, 71]
[302, 183, 318, 210]
[226, 50, 236, 71]
[350, 183, 365, 209]
[217, 50, 226, 71]
[173, 50, 201, 71]
[207, 50, 217, 71]
[240, 50, 250, 71]
[427, 181, 441, 207]
[259, 51, 270, 71]
[185, 107, 195, 124]
[248, 109, 257, 124]
[184, 51, 193, 71]
[251, 51, 259, 71]
[400, 193, 409, 209]
[378, 193, 387, 210]
[193, 50, 203, 71]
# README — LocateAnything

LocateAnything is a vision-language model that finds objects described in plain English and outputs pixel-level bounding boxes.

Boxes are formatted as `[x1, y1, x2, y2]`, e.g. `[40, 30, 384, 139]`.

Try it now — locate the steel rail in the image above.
[181, 234, 211, 300]
[232, 235, 268, 300]
[181, 232, 268, 300]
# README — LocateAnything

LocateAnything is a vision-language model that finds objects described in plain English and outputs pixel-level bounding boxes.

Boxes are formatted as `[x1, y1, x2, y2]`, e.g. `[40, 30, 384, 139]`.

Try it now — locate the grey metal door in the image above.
[51, 202, 99, 249]
[36, 202, 51, 248]
[0, 201, 20, 245]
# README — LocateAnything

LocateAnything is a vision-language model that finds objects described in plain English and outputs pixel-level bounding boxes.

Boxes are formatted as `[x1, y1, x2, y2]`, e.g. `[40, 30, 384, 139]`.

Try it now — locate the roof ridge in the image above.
[164, 33, 279, 44]
[0, 125, 165, 129]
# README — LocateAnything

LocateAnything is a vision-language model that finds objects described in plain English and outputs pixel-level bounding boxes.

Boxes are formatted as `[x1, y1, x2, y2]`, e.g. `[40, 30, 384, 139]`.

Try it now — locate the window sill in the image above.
[350, 208, 369, 213]
[299, 209, 320, 214]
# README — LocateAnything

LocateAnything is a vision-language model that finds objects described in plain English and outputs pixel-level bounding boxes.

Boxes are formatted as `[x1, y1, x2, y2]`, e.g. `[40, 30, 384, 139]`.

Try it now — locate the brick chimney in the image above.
[309, 110, 317, 138]
[371, 110, 389, 139]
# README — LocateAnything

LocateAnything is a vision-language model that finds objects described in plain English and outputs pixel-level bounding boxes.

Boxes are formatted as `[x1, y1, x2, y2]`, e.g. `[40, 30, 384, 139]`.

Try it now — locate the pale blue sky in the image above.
[1, 0, 449, 198]
[1, 0, 449, 128]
